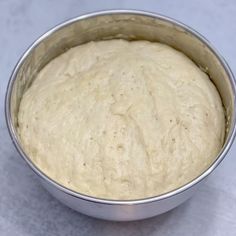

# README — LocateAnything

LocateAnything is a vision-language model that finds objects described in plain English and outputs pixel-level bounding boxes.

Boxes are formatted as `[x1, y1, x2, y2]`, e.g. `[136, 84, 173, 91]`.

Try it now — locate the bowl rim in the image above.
[5, 9, 236, 205]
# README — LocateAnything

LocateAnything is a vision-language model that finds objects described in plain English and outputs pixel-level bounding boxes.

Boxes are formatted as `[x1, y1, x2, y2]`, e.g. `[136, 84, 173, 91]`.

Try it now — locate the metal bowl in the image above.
[5, 10, 236, 221]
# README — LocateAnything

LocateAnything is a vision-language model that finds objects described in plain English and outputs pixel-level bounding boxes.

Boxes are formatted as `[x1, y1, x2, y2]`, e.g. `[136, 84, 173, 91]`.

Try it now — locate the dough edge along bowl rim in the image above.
[5, 9, 236, 205]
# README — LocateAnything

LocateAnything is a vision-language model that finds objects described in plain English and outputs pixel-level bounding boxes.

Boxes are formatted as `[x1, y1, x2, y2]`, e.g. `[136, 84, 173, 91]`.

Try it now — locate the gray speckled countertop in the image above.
[0, 1, 236, 235]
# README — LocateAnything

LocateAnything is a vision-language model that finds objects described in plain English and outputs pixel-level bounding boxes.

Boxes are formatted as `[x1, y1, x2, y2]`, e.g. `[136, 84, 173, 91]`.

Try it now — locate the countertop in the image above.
[0, 0, 236, 235]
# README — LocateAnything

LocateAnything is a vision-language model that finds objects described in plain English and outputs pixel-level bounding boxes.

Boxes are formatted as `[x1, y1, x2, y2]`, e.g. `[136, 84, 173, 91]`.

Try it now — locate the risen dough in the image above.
[18, 40, 225, 200]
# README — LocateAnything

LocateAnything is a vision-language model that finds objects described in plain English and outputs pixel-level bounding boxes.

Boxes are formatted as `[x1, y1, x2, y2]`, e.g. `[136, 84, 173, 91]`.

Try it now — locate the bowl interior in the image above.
[7, 11, 235, 199]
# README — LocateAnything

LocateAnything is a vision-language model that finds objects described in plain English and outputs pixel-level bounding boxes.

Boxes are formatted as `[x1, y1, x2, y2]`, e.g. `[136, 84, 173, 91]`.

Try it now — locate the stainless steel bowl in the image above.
[5, 10, 236, 221]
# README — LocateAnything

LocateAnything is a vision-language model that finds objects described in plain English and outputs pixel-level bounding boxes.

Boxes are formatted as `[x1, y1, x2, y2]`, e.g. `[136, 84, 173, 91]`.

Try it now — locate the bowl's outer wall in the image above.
[6, 11, 236, 221]
[40, 176, 203, 221]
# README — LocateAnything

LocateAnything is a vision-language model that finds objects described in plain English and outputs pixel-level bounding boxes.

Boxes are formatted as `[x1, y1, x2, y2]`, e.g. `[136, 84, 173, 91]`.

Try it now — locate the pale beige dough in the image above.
[18, 39, 225, 200]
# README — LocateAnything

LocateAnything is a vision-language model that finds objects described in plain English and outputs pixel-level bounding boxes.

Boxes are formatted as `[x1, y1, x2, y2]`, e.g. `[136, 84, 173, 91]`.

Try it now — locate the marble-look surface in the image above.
[0, 0, 236, 235]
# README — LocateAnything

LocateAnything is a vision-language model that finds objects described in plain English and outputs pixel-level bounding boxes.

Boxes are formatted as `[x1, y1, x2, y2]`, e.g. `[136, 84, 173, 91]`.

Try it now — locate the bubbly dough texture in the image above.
[18, 40, 225, 200]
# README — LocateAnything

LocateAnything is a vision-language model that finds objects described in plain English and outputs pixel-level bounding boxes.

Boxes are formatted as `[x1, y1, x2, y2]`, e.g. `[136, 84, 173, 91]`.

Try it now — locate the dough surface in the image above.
[18, 40, 225, 200]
